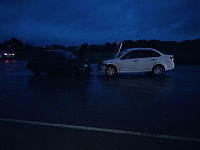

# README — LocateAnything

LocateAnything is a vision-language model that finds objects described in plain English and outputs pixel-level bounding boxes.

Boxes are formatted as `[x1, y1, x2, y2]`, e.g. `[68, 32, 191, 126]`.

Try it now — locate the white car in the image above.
[97, 48, 174, 76]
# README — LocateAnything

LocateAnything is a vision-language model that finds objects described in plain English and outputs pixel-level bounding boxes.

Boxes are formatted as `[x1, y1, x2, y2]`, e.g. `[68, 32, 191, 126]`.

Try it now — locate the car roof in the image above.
[34, 50, 73, 58]
[125, 48, 162, 54]
[39, 50, 72, 54]
[42, 50, 69, 52]
[126, 48, 156, 51]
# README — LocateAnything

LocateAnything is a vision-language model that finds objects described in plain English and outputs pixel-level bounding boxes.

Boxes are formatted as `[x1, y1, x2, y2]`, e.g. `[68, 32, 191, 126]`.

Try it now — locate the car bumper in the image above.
[165, 62, 175, 71]
[97, 63, 106, 74]
[1, 55, 15, 59]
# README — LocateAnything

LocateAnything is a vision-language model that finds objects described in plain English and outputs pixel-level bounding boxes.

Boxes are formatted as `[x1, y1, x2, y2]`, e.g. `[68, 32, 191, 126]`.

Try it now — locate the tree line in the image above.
[0, 37, 200, 64]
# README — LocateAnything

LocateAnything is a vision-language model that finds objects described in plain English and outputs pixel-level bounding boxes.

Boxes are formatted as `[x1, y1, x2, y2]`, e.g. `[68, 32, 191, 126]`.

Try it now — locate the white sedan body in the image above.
[99, 48, 174, 75]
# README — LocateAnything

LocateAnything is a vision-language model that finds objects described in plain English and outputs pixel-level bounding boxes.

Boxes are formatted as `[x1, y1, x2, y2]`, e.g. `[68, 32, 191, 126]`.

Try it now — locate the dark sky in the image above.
[0, 0, 200, 46]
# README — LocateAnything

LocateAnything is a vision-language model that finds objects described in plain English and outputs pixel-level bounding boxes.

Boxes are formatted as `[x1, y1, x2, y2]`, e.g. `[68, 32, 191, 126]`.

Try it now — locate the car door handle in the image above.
[133, 60, 138, 62]
[151, 59, 156, 61]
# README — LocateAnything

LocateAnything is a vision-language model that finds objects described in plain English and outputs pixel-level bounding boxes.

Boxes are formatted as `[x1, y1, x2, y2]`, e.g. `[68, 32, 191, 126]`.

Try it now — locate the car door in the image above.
[137, 50, 161, 71]
[48, 52, 66, 71]
[118, 50, 140, 72]
[40, 52, 62, 71]
[40, 52, 54, 71]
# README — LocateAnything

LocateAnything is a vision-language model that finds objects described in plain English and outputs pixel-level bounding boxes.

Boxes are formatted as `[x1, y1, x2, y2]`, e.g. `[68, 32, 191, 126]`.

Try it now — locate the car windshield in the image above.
[62, 51, 78, 59]
[116, 49, 130, 58]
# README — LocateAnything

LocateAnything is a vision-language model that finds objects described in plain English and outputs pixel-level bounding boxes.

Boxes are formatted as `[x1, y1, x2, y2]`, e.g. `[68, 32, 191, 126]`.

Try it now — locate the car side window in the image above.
[152, 51, 161, 57]
[35, 51, 51, 58]
[141, 50, 161, 58]
[43, 52, 53, 59]
[122, 50, 141, 59]
[54, 54, 64, 60]
[134, 51, 142, 58]
[37, 52, 55, 59]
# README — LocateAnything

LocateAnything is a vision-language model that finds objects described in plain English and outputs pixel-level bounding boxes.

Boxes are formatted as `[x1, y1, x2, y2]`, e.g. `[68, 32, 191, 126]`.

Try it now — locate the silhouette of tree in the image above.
[73, 43, 88, 59]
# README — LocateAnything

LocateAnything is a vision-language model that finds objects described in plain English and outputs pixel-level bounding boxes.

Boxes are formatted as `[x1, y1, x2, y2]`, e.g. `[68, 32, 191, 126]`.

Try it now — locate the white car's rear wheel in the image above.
[152, 65, 164, 76]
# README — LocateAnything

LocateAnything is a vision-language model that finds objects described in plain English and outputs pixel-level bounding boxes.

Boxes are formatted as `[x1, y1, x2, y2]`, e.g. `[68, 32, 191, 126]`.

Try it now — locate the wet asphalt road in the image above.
[0, 60, 200, 149]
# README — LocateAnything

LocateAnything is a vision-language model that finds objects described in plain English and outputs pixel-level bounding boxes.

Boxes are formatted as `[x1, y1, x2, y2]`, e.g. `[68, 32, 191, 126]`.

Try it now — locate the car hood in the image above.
[102, 58, 118, 64]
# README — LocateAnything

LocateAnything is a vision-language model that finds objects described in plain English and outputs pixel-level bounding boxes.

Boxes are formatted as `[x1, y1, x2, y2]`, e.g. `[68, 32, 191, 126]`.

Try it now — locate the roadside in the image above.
[1, 121, 200, 150]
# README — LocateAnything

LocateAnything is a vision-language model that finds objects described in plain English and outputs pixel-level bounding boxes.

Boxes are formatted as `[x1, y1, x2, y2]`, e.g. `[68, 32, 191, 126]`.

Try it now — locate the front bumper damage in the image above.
[97, 60, 107, 74]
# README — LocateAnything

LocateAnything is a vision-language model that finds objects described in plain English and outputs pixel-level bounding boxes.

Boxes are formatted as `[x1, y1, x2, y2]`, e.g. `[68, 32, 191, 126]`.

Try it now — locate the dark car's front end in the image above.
[69, 58, 92, 76]
[79, 61, 92, 75]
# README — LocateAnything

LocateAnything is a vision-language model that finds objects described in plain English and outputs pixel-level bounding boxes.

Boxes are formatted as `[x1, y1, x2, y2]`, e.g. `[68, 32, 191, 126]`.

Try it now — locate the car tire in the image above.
[31, 69, 41, 75]
[152, 65, 164, 76]
[105, 65, 117, 77]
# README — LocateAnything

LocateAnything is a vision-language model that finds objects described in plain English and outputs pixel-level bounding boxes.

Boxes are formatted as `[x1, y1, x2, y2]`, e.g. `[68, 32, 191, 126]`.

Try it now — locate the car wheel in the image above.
[105, 65, 117, 76]
[152, 65, 164, 76]
[31, 69, 41, 75]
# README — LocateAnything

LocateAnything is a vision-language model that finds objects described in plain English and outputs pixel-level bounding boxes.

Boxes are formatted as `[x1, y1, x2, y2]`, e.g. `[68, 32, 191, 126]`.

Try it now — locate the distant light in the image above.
[84, 64, 89, 67]
[4, 53, 8, 55]
[12, 53, 15, 56]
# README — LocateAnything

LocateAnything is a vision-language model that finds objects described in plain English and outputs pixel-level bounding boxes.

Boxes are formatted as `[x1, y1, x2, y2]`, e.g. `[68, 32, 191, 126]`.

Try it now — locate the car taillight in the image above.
[170, 57, 174, 61]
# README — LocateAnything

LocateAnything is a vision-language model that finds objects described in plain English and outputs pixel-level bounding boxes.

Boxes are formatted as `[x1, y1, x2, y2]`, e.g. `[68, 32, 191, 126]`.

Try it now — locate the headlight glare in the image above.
[84, 64, 89, 67]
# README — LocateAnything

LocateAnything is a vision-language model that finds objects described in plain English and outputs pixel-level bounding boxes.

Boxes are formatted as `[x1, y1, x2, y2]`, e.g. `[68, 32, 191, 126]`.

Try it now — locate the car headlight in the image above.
[84, 64, 89, 68]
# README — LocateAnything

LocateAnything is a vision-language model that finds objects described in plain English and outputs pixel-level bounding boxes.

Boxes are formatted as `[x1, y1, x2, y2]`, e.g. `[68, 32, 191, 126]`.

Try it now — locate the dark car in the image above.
[26, 50, 92, 76]
[0, 50, 15, 59]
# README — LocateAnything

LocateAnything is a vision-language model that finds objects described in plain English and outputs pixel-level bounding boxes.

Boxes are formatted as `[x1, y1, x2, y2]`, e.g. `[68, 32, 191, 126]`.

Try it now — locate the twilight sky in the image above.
[0, 0, 200, 46]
